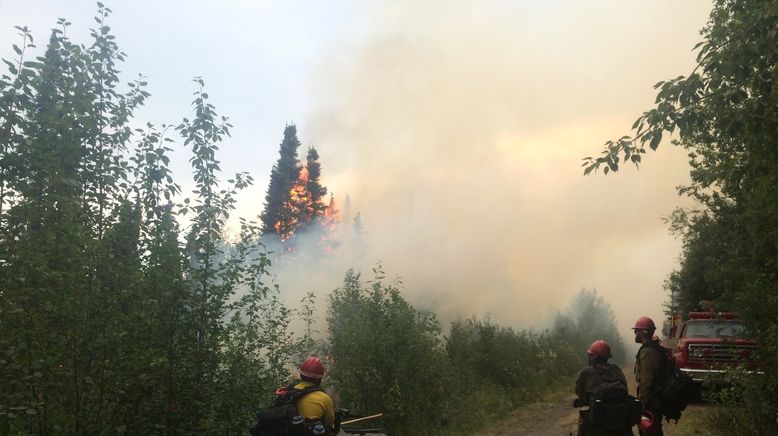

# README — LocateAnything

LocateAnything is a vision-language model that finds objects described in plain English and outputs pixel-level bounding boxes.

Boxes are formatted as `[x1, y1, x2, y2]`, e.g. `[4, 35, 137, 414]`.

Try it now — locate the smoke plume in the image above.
[273, 1, 712, 336]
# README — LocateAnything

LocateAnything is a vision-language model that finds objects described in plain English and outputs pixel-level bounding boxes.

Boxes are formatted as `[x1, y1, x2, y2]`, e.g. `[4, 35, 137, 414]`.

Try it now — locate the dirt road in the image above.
[473, 389, 580, 436]
[475, 376, 711, 436]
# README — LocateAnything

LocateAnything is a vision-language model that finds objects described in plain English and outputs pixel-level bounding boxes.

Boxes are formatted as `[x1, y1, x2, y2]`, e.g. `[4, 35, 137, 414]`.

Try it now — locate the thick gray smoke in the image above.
[268, 1, 712, 337]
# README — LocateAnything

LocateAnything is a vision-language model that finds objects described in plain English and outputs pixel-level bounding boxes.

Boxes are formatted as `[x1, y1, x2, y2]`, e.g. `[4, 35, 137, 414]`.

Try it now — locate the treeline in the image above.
[584, 0, 778, 432]
[0, 6, 309, 434]
[551, 289, 627, 365]
[0, 7, 626, 435]
[326, 272, 618, 434]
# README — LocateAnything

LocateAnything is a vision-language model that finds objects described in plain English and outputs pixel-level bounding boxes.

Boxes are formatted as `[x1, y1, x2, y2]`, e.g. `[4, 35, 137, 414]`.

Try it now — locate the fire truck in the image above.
[663, 311, 761, 383]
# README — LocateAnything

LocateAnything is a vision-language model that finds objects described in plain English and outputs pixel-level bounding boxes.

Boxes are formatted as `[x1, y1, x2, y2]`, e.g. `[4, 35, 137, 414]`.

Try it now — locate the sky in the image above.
[0, 1, 714, 346]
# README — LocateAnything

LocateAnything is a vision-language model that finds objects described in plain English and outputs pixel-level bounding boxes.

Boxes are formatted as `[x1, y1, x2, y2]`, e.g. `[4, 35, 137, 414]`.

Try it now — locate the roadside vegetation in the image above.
[326, 271, 618, 435]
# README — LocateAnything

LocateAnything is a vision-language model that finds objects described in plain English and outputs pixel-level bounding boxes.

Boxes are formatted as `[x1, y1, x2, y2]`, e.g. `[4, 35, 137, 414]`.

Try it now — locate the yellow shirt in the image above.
[294, 381, 335, 429]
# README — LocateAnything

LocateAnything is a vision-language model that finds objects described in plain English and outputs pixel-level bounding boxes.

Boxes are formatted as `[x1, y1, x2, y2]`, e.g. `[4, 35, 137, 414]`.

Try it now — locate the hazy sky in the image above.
[0, 1, 713, 341]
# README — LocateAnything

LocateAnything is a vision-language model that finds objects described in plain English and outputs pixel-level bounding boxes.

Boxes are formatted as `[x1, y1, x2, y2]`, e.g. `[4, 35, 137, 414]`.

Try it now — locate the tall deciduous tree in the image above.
[327, 268, 447, 434]
[0, 25, 35, 225]
[0, 8, 153, 432]
[0, 10, 303, 434]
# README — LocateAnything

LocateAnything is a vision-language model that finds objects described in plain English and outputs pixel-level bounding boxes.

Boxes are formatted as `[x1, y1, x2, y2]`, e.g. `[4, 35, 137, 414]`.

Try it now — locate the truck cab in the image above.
[670, 311, 760, 382]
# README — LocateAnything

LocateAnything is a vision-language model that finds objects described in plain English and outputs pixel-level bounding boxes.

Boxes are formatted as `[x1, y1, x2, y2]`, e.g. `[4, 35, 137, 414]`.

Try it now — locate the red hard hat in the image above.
[587, 340, 612, 359]
[300, 356, 325, 379]
[632, 316, 656, 331]
[639, 410, 660, 436]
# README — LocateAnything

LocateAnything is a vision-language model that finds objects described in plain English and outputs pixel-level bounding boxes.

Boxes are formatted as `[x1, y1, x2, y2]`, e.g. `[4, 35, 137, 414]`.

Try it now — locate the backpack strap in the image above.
[272, 383, 325, 407]
[591, 363, 629, 400]
[592, 363, 620, 381]
[637, 341, 670, 375]
[286, 384, 325, 402]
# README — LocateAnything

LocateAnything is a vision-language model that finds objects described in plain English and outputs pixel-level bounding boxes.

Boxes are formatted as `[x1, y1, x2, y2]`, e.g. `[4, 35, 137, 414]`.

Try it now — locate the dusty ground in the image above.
[474, 374, 713, 436]
[472, 388, 580, 436]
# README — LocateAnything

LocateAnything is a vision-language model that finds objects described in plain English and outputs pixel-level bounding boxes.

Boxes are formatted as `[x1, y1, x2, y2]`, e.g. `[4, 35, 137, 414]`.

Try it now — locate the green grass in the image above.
[663, 402, 740, 436]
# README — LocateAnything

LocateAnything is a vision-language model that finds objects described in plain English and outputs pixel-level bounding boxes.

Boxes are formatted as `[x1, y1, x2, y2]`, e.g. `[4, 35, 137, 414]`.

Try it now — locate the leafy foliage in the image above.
[327, 268, 448, 435]
[0, 9, 302, 435]
[327, 269, 595, 435]
[703, 369, 778, 434]
[445, 317, 579, 432]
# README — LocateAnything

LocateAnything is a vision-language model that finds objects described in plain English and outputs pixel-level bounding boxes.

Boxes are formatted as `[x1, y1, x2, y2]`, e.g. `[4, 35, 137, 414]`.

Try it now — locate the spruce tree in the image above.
[341, 194, 352, 226]
[260, 124, 301, 240]
[353, 212, 363, 238]
[304, 146, 328, 222]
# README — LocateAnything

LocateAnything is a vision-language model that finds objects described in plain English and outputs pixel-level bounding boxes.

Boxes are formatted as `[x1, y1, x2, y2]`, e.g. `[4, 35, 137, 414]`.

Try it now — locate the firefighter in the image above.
[295, 356, 336, 434]
[632, 317, 664, 436]
[575, 340, 634, 436]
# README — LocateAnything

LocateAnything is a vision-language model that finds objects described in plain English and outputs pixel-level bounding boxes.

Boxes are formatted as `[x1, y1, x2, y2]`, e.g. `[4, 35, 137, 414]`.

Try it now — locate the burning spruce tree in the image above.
[260, 124, 302, 240]
[304, 147, 328, 221]
[260, 125, 339, 254]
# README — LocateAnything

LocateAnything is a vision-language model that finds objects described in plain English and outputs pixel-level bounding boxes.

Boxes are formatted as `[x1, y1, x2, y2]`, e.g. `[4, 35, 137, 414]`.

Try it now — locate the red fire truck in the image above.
[664, 311, 761, 383]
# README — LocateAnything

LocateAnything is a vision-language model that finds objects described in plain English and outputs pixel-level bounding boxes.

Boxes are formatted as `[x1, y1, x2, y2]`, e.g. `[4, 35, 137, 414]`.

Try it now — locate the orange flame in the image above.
[319, 193, 341, 254]
[272, 165, 342, 255]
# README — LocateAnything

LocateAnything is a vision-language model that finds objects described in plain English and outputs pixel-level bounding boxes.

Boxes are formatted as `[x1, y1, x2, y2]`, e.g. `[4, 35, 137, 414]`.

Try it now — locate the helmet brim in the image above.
[300, 370, 324, 379]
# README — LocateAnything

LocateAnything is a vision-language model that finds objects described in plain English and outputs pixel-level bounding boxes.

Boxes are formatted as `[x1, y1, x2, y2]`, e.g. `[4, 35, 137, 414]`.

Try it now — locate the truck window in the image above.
[684, 321, 745, 338]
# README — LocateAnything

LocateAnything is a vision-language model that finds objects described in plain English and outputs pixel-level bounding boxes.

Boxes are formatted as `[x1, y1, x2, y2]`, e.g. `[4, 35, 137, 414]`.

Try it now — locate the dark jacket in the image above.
[575, 362, 634, 436]
[634, 341, 666, 435]
[634, 341, 665, 410]
[576, 362, 629, 403]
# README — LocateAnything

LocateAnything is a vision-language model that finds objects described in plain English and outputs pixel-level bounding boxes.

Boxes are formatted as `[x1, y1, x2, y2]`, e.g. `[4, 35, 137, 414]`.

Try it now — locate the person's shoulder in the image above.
[306, 389, 334, 405]
[592, 362, 622, 376]
[577, 365, 597, 378]
[578, 365, 597, 374]
[294, 382, 327, 397]
[294, 381, 312, 390]
[294, 382, 328, 395]
[606, 363, 628, 379]
[638, 343, 664, 358]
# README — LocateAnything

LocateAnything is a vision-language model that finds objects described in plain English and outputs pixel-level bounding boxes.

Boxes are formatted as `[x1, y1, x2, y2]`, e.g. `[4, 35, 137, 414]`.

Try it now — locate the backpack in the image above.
[250, 384, 323, 436]
[638, 341, 696, 422]
[588, 364, 642, 431]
